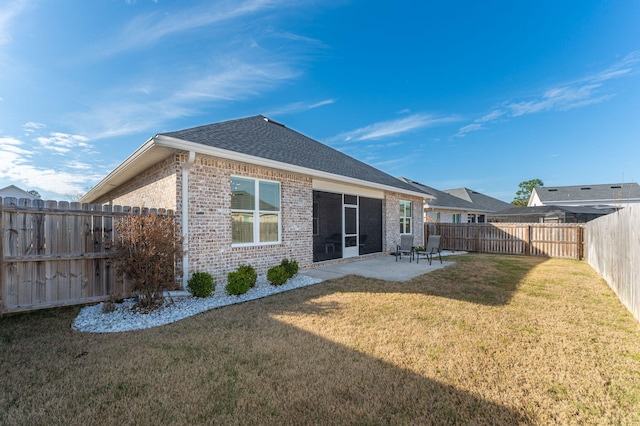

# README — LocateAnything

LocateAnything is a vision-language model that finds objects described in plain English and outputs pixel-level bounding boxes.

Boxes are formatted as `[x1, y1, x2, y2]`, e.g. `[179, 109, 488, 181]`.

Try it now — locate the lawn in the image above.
[1, 254, 639, 425]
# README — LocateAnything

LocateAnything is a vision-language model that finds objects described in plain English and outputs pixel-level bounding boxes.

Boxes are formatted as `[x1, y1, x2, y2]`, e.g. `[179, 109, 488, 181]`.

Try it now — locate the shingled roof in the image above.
[160, 115, 421, 194]
[442, 187, 511, 212]
[531, 183, 640, 205]
[398, 178, 483, 211]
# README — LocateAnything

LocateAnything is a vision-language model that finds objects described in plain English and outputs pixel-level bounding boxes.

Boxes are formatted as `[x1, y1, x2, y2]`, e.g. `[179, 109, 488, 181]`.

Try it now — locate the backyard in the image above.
[1, 253, 639, 424]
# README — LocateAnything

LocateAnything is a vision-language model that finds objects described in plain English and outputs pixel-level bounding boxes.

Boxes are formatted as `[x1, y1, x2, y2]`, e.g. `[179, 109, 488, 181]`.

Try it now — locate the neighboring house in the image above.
[529, 183, 640, 209]
[442, 187, 511, 221]
[0, 185, 39, 200]
[489, 205, 614, 223]
[82, 115, 429, 287]
[399, 178, 488, 223]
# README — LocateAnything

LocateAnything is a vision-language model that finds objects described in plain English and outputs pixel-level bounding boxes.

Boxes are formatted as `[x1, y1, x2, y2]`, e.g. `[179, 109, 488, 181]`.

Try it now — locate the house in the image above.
[529, 183, 640, 210]
[489, 205, 613, 223]
[82, 115, 430, 287]
[0, 185, 40, 200]
[399, 178, 511, 223]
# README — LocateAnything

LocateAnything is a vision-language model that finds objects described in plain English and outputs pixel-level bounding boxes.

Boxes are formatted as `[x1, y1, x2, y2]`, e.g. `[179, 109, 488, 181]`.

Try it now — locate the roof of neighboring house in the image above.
[530, 183, 640, 205]
[492, 205, 614, 216]
[443, 187, 511, 212]
[398, 178, 484, 212]
[0, 185, 39, 200]
[83, 115, 428, 202]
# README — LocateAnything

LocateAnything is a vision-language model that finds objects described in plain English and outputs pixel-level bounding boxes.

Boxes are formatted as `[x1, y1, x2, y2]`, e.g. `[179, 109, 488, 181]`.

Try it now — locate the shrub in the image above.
[226, 265, 256, 296]
[112, 213, 183, 312]
[237, 264, 257, 288]
[187, 272, 215, 298]
[280, 258, 299, 278]
[267, 265, 289, 286]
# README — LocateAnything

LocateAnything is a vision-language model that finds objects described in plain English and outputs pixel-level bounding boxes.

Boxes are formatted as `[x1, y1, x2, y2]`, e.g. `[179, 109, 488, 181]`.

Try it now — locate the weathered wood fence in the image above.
[425, 223, 586, 259]
[1, 198, 172, 314]
[586, 206, 639, 323]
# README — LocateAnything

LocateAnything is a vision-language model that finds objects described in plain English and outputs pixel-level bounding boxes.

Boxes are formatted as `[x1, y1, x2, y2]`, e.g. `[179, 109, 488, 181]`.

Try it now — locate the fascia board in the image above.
[81, 137, 159, 203]
[155, 135, 432, 200]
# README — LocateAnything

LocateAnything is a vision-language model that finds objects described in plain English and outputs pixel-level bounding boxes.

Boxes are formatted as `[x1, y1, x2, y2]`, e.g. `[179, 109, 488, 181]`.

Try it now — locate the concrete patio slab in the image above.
[301, 251, 465, 282]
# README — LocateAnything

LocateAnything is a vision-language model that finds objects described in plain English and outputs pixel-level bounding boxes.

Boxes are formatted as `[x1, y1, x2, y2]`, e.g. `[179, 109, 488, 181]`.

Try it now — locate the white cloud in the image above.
[0, 134, 101, 197]
[36, 132, 91, 154]
[0, 0, 27, 46]
[454, 51, 639, 137]
[100, 0, 290, 57]
[266, 98, 335, 116]
[332, 113, 460, 143]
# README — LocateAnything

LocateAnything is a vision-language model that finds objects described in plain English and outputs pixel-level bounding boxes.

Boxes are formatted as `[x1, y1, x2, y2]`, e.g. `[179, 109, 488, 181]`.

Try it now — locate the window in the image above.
[452, 213, 461, 224]
[399, 200, 412, 234]
[231, 176, 280, 245]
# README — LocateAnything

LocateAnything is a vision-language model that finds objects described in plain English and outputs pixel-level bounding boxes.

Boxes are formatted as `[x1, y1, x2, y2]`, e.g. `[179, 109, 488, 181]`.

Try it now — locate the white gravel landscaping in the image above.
[72, 274, 324, 334]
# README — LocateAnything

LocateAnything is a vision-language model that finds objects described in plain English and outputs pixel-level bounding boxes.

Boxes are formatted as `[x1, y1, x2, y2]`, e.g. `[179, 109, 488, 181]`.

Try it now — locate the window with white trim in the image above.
[399, 200, 412, 234]
[231, 176, 281, 245]
[452, 213, 461, 223]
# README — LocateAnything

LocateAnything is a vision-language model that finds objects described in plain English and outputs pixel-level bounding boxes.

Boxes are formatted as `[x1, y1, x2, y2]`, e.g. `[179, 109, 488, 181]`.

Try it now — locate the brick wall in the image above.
[184, 154, 313, 284]
[384, 192, 425, 251]
[94, 155, 179, 210]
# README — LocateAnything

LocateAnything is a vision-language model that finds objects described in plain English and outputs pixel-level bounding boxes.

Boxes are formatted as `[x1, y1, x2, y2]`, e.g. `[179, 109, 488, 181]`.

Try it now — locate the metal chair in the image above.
[395, 234, 414, 262]
[417, 235, 442, 265]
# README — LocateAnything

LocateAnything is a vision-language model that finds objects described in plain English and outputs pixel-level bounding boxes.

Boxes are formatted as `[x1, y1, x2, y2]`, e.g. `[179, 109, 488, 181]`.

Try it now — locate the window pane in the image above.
[345, 207, 357, 234]
[232, 213, 254, 244]
[406, 202, 412, 217]
[259, 213, 279, 242]
[259, 181, 280, 211]
[344, 194, 357, 205]
[231, 177, 255, 210]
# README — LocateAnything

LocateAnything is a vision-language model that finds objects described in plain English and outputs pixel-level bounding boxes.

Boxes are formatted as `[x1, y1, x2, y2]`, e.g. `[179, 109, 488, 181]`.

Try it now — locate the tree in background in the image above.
[27, 190, 41, 199]
[512, 179, 544, 206]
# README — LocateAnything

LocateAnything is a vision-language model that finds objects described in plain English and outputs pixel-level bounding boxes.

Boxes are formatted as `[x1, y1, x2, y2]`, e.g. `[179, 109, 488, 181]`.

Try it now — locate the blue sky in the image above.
[1, 0, 639, 202]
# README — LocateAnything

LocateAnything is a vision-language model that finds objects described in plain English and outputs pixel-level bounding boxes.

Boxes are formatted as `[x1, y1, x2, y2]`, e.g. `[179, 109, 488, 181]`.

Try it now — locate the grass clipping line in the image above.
[1, 254, 640, 424]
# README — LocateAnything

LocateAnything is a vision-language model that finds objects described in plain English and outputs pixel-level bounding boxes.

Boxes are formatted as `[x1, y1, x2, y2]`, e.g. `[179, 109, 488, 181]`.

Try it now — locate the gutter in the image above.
[181, 151, 196, 289]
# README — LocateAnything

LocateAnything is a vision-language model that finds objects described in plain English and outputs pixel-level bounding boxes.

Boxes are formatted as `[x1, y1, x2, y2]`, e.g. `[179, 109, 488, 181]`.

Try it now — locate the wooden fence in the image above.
[0, 197, 172, 314]
[586, 206, 639, 323]
[425, 222, 586, 259]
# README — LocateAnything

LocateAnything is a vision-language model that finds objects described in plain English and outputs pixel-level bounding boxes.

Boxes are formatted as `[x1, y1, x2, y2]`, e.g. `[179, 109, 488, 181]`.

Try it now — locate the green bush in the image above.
[267, 265, 289, 286]
[225, 265, 256, 295]
[187, 272, 215, 298]
[280, 258, 299, 278]
[237, 264, 257, 288]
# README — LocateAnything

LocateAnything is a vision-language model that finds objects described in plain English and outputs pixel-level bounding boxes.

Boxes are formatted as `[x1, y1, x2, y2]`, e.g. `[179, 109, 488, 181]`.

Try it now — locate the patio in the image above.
[302, 250, 464, 282]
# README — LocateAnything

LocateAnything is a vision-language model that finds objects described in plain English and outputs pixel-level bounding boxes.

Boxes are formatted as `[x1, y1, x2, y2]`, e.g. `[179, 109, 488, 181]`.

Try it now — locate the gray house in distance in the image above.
[82, 115, 429, 286]
[399, 178, 510, 223]
[529, 183, 640, 210]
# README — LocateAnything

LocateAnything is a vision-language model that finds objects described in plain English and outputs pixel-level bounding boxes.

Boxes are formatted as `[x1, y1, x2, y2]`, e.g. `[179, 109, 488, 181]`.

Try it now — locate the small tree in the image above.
[112, 213, 183, 312]
[512, 179, 544, 206]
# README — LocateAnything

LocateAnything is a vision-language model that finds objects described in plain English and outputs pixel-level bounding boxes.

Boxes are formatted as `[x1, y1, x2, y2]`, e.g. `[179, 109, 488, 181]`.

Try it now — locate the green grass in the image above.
[1, 253, 640, 425]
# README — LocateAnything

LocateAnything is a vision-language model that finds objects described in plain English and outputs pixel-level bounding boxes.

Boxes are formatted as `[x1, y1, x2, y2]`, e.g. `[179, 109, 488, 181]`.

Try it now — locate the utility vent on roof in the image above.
[581, 187, 591, 190]
[263, 117, 286, 127]
[548, 189, 558, 192]
[611, 185, 622, 189]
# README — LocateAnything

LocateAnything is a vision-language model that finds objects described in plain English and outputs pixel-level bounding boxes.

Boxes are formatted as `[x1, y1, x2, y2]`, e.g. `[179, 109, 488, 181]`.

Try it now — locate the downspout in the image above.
[181, 151, 196, 290]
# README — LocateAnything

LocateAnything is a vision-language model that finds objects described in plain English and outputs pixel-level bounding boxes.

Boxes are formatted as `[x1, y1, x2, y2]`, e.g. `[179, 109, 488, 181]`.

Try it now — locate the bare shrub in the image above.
[112, 213, 183, 312]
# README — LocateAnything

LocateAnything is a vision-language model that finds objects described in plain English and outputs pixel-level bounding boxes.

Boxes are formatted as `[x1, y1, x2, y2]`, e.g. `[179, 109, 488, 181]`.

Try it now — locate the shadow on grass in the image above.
[0, 256, 541, 424]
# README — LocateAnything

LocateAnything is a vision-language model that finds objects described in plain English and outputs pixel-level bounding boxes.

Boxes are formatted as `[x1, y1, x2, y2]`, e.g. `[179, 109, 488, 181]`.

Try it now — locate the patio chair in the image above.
[416, 235, 442, 265]
[395, 234, 414, 262]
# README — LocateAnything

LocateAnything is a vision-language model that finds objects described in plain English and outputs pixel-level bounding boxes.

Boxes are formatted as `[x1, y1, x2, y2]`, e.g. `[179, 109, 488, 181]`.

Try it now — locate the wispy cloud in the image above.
[36, 132, 91, 154]
[99, 0, 288, 57]
[330, 113, 460, 143]
[265, 98, 335, 116]
[0, 0, 27, 46]
[454, 51, 640, 137]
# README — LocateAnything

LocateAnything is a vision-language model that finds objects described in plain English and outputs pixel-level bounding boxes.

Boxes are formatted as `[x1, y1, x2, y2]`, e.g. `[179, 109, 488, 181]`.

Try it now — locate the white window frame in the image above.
[231, 176, 281, 247]
[452, 213, 461, 224]
[400, 200, 412, 235]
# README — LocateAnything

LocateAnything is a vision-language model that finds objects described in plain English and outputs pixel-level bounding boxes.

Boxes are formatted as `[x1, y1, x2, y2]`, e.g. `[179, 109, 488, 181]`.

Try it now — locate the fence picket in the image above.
[1, 198, 174, 314]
